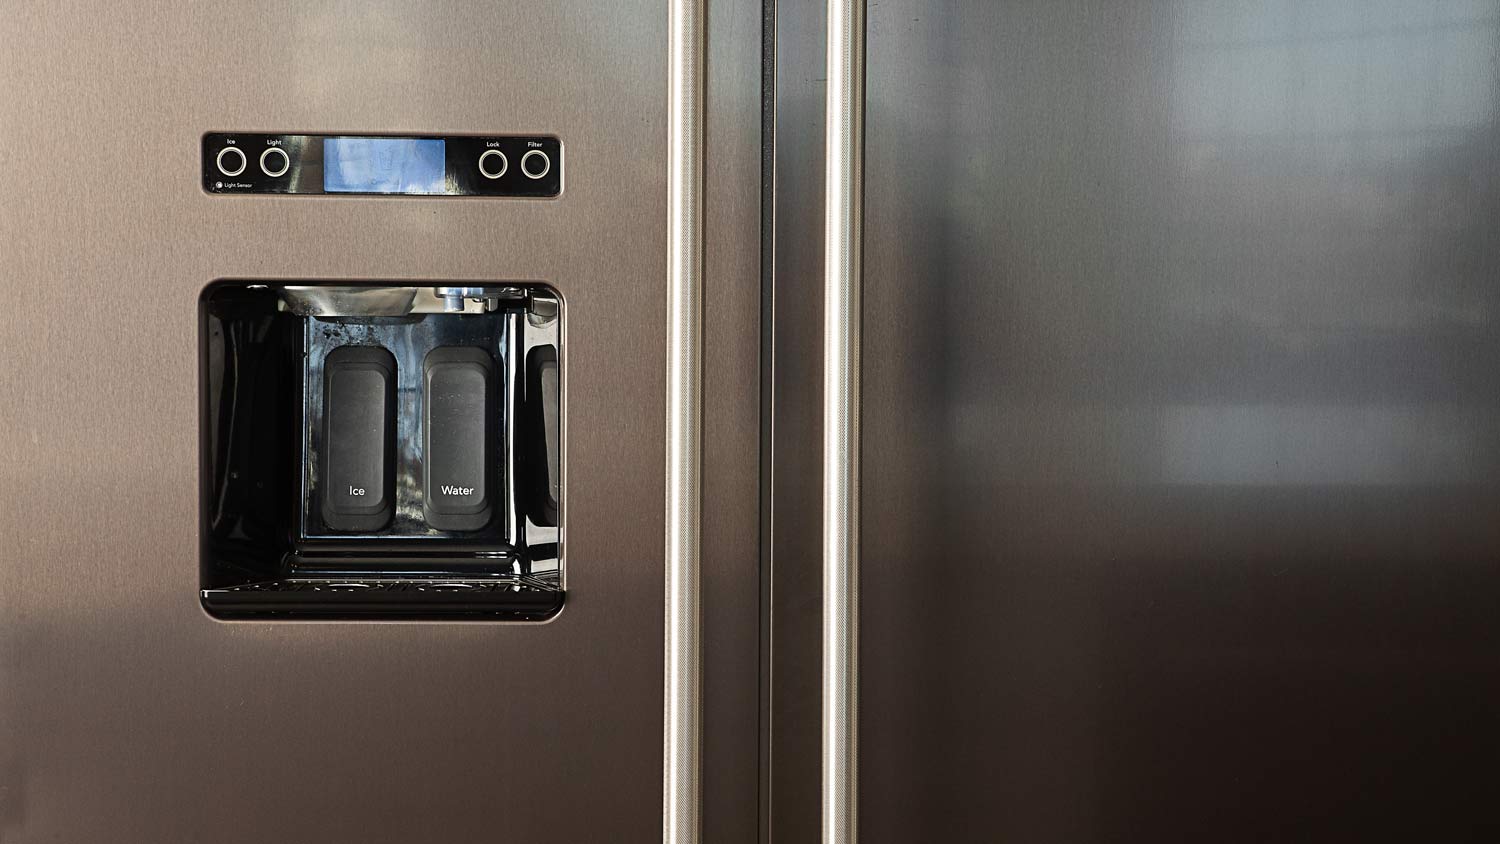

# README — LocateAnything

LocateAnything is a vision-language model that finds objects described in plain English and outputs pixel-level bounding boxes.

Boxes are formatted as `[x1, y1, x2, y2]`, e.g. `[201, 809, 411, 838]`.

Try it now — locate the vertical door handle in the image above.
[823, 0, 864, 842]
[664, 0, 704, 840]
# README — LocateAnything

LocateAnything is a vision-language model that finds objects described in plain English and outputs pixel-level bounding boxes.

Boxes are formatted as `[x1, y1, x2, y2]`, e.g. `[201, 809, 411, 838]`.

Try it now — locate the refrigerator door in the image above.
[773, 1, 1500, 841]
[0, 2, 761, 841]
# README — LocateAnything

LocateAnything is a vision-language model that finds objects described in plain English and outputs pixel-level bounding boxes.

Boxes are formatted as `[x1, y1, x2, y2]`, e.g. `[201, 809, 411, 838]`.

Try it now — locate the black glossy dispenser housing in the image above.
[200, 283, 562, 619]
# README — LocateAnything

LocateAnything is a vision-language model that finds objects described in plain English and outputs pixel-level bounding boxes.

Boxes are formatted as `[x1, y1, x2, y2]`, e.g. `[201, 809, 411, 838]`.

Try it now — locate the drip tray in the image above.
[202, 576, 563, 619]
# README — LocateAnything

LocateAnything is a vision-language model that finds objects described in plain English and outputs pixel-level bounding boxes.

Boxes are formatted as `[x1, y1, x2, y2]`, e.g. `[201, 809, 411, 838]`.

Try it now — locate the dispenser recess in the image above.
[199, 282, 564, 619]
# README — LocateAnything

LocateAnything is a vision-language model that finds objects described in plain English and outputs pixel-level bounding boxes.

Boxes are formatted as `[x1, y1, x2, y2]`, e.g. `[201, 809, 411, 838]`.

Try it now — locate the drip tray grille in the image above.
[202, 577, 563, 619]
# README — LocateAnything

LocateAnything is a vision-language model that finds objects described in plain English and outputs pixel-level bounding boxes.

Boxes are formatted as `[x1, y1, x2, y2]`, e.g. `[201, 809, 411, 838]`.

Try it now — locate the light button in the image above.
[260, 147, 290, 177]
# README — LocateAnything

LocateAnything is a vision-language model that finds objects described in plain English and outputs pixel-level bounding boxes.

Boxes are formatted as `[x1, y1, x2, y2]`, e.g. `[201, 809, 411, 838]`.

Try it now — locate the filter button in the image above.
[520, 149, 551, 180]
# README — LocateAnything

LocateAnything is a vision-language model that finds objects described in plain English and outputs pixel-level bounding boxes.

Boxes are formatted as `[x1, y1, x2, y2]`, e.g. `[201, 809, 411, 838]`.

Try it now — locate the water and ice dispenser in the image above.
[199, 283, 563, 619]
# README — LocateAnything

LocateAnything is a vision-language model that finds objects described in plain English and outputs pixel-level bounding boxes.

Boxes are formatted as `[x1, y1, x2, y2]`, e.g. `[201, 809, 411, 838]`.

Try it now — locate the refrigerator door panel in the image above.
[0, 1, 761, 841]
[773, 1, 1500, 840]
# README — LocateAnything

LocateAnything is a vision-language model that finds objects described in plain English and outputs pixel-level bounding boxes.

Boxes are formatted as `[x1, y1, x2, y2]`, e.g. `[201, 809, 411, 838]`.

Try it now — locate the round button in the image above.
[478, 149, 508, 180]
[215, 146, 247, 177]
[260, 147, 290, 177]
[520, 149, 551, 180]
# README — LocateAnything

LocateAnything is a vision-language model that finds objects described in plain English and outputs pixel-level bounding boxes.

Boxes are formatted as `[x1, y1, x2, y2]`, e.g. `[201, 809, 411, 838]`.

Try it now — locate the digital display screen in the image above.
[323, 138, 447, 194]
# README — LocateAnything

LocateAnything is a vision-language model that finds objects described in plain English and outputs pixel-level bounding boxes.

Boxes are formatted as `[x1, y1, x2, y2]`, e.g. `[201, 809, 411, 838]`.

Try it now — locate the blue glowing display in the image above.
[323, 138, 446, 194]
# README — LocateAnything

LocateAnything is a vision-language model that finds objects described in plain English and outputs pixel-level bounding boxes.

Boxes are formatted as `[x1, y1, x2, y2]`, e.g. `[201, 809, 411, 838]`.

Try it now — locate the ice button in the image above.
[322, 345, 396, 532]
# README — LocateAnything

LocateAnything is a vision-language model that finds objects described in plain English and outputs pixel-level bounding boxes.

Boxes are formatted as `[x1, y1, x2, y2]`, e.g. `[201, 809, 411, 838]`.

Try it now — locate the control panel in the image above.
[202, 133, 562, 197]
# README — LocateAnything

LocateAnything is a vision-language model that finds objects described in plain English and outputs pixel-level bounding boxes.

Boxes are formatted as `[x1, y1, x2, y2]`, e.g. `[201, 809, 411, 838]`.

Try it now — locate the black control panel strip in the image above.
[202, 132, 562, 197]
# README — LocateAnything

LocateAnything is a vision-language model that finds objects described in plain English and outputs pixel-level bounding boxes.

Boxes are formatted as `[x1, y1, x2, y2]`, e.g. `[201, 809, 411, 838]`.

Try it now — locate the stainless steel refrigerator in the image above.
[4, 1, 1499, 841]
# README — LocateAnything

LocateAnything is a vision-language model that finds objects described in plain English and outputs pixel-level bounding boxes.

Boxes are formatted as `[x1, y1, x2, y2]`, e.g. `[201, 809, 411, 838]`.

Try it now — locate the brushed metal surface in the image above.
[770, 0, 833, 836]
[699, 0, 766, 840]
[820, 0, 863, 842]
[0, 1, 761, 842]
[665, 0, 705, 839]
[774, 1, 1500, 841]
